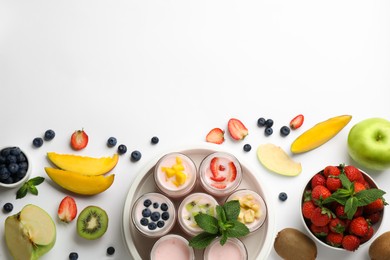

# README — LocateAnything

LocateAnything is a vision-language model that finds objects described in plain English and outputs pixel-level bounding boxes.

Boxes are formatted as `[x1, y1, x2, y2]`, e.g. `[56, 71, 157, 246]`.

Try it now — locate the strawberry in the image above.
[227, 118, 248, 140]
[58, 196, 77, 223]
[326, 232, 343, 247]
[342, 235, 360, 251]
[311, 174, 326, 189]
[343, 165, 364, 184]
[289, 114, 304, 130]
[302, 200, 316, 219]
[353, 182, 366, 194]
[310, 223, 329, 237]
[349, 216, 369, 237]
[323, 165, 340, 178]
[311, 185, 331, 206]
[210, 157, 219, 178]
[219, 165, 225, 171]
[206, 128, 225, 144]
[360, 226, 374, 243]
[366, 212, 382, 224]
[70, 129, 89, 150]
[335, 205, 363, 219]
[328, 218, 346, 234]
[210, 176, 226, 182]
[211, 183, 226, 189]
[310, 207, 333, 227]
[228, 162, 237, 182]
[326, 176, 341, 192]
[364, 198, 386, 214]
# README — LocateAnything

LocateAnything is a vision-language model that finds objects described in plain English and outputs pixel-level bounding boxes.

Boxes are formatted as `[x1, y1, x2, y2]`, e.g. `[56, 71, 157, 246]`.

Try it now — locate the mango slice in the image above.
[291, 115, 352, 154]
[47, 153, 118, 176]
[44, 167, 114, 195]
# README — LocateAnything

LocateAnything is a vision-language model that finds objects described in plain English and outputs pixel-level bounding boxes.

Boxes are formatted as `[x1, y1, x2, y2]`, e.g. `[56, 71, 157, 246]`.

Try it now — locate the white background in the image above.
[1, 1, 390, 259]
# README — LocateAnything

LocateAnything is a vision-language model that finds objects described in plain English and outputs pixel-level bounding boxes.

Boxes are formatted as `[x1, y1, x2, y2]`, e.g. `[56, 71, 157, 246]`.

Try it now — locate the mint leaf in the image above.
[188, 232, 218, 249]
[16, 184, 28, 199]
[28, 184, 38, 195]
[216, 205, 226, 223]
[355, 189, 386, 207]
[223, 200, 240, 221]
[339, 173, 353, 191]
[323, 189, 350, 205]
[28, 176, 45, 186]
[194, 213, 219, 234]
[15, 176, 45, 199]
[345, 197, 358, 219]
[225, 220, 250, 238]
[220, 231, 228, 246]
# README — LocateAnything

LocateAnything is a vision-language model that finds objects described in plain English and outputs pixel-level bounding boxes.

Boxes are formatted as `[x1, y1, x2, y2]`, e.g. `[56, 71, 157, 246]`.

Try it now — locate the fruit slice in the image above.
[210, 157, 220, 177]
[290, 114, 304, 129]
[257, 143, 302, 176]
[47, 152, 118, 176]
[228, 162, 237, 181]
[291, 115, 352, 153]
[210, 176, 226, 182]
[206, 128, 225, 144]
[77, 205, 108, 240]
[5, 204, 56, 260]
[58, 196, 77, 223]
[70, 129, 89, 150]
[44, 167, 114, 195]
[228, 118, 248, 140]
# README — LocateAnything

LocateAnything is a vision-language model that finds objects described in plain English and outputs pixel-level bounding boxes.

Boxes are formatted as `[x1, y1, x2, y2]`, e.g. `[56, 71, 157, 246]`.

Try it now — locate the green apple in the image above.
[5, 204, 56, 260]
[348, 118, 390, 170]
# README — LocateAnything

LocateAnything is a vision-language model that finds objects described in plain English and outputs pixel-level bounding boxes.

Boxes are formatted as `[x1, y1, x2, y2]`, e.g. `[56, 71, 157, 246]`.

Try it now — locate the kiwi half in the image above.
[77, 205, 108, 240]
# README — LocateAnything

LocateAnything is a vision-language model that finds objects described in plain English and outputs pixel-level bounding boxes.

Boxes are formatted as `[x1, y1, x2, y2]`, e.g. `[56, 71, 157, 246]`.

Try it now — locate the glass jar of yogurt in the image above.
[199, 152, 242, 197]
[154, 153, 197, 199]
[203, 237, 248, 260]
[151, 234, 195, 260]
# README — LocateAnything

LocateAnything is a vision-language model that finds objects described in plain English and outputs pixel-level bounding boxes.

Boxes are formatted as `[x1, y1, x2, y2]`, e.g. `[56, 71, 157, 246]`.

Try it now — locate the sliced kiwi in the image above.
[77, 205, 108, 240]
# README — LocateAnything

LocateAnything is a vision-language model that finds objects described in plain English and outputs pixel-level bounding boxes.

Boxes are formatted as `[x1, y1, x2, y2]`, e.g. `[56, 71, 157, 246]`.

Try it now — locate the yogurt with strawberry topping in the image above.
[199, 152, 242, 196]
[154, 153, 197, 198]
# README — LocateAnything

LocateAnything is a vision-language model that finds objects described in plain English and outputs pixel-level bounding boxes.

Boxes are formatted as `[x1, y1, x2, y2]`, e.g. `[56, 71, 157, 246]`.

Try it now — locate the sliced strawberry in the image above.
[219, 165, 225, 171]
[58, 196, 77, 223]
[211, 183, 226, 189]
[206, 128, 225, 144]
[210, 176, 226, 182]
[290, 114, 304, 130]
[227, 118, 248, 140]
[210, 157, 219, 178]
[70, 129, 89, 150]
[228, 162, 237, 181]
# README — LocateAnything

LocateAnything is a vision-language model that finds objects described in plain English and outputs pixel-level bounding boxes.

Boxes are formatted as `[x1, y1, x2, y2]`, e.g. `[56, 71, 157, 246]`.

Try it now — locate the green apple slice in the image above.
[257, 143, 302, 176]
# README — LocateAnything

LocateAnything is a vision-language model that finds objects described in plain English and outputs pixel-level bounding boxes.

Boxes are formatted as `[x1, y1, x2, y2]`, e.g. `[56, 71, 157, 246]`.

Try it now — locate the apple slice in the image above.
[5, 204, 56, 260]
[257, 143, 302, 176]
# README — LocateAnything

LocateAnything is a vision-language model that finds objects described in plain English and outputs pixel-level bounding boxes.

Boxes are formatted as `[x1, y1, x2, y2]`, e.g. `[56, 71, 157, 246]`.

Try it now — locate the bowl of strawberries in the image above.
[301, 164, 386, 252]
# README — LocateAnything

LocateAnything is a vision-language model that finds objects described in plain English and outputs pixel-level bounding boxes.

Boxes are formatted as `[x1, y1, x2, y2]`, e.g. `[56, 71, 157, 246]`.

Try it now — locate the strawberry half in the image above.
[70, 129, 89, 150]
[227, 118, 248, 140]
[58, 196, 77, 223]
[206, 128, 225, 144]
[228, 162, 237, 181]
[210, 157, 220, 178]
[290, 114, 304, 130]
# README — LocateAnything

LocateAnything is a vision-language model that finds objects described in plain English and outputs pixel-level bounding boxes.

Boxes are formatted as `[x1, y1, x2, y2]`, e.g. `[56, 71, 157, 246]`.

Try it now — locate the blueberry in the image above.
[8, 163, 19, 174]
[264, 127, 273, 136]
[9, 147, 21, 156]
[107, 137, 117, 147]
[160, 203, 168, 211]
[117, 144, 127, 155]
[3, 202, 13, 213]
[151, 136, 159, 144]
[17, 153, 27, 163]
[280, 126, 291, 136]
[6, 155, 17, 164]
[140, 218, 149, 226]
[44, 129, 55, 141]
[18, 162, 28, 170]
[265, 119, 274, 127]
[143, 199, 152, 207]
[0, 156, 5, 164]
[243, 144, 251, 152]
[157, 221, 165, 228]
[1, 148, 11, 157]
[151, 212, 160, 221]
[16, 167, 27, 178]
[130, 150, 142, 162]
[0, 166, 10, 180]
[153, 202, 159, 209]
[142, 208, 151, 218]
[161, 212, 170, 221]
[257, 117, 266, 127]
[106, 246, 115, 256]
[3, 177, 13, 184]
[69, 252, 79, 260]
[148, 222, 157, 230]
[32, 137, 43, 148]
[279, 192, 288, 201]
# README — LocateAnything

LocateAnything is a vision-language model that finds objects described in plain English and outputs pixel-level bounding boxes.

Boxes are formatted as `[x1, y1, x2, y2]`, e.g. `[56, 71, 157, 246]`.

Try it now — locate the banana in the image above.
[47, 153, 118, 176]
[291, 115, 352, 154]
[44, 167, 114, 195]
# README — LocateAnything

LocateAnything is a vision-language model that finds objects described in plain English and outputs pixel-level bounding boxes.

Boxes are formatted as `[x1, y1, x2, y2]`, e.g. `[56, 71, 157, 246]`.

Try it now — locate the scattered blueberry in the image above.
[280, 126, 291, 136]
[160, 203, 168, 211]
[107, 246, 115, 256]
[140, 218, 149, 226]
[279, 192, 288, 201]
[257, 117, 266, 127]
[131, 150, 142, 162]
[142, 208, 151, 218]
[153, 202, 159, 209]
[3, 202, 13, 213]
[32, 137, 43, 148]
[265, 127, 273, 136]
[69, 252, 79, 260]
[243, 144, 252, 152]
[44, 129, 55, 141]
[161, 212, 170, 220]
[151, 136, 159, 144]
[148, 222, 157, 230]
[157, 221, 165, 228]
[151, 212, 161, 221]
[265, 119, 274, 128]
[107, 137, 117, 147]
[143, 199, 152, 207]
[117, 144, 127, 155]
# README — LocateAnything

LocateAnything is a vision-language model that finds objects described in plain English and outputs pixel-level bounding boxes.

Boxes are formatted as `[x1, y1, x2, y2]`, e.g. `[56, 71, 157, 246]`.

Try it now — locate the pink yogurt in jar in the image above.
[154, 153, 197, 198]
[204, 238, 247, 260]
[151, 234, 195, 260]
[199, 152, 242, 197]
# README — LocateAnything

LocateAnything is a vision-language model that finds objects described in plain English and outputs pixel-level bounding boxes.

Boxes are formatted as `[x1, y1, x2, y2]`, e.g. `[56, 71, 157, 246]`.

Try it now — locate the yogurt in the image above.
[178, 192, 219, 236]
[204, 238, 247, 260]
[199, 152, 242, 196]
[154, 153, 197, 198]
[151, 234, 195, 260]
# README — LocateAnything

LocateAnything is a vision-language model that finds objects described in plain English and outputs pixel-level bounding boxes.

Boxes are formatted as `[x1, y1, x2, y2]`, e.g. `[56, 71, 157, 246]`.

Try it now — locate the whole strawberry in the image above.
[310, 223, 329, 237]
[323, 165, 340, 178]
[326, 176, 341, 192]
[342, 235, 360, 251]
[311, 185, 331, 206]
[349, 216, 369, 237]
[364, 198, 386, 215]
[311, 174, 326, 188]
[310, 207, 333, 227]
[329, 218, 346, 234]
[326, 232, 343, 247]
[302, 200, 317, 219]
[343, 165, 364, 184]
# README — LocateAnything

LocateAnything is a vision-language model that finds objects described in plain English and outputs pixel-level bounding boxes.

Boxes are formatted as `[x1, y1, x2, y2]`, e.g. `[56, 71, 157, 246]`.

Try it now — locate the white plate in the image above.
[122, 144, 275, 260]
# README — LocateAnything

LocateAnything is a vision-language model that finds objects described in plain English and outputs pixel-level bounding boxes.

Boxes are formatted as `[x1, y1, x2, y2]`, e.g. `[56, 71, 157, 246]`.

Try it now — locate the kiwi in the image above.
[274, 228, 317, 260]
[77, 206, 108, 240]
[369, 231, 390, 260]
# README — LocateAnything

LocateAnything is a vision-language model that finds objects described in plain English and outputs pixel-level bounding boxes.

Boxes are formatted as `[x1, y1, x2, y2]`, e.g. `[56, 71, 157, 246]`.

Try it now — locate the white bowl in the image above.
[0, 146, 32, 189]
